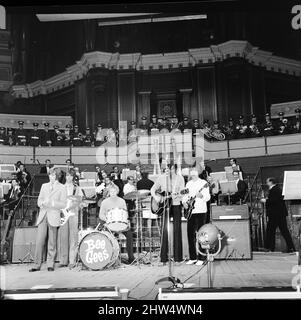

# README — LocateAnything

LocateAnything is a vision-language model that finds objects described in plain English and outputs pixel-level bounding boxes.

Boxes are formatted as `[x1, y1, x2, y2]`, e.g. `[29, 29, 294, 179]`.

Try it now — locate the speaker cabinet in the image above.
[212, 220, 252, 260]
[12, 227, 37, 263]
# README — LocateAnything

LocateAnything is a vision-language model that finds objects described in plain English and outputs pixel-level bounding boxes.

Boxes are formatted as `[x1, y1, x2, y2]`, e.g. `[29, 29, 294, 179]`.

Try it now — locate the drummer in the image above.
[99, 185, 135, 264]
[58, 169, 83, 269]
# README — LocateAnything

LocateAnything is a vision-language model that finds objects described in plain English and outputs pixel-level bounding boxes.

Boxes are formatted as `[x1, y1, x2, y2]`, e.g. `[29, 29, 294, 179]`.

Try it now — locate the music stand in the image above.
[219, 180, 238, 205]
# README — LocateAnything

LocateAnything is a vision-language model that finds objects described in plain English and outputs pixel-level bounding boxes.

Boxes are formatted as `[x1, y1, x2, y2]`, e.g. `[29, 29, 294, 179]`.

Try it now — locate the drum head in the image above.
[79, 231, 115, 270]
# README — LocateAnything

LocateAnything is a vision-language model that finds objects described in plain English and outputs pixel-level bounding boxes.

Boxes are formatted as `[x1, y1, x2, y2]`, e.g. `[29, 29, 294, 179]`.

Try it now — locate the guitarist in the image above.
[150, 163, 185, 264]
[57, 169, 83, 269]
[29, 168, 67, 272]
[183, 168, 210, 266]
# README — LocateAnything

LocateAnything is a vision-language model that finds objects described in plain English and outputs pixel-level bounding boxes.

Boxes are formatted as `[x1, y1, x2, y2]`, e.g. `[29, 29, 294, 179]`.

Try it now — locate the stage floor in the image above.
[1, 252, 297, 300]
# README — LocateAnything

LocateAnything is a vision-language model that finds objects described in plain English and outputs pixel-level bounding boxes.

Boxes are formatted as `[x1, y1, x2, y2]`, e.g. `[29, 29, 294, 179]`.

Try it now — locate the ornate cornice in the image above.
[10, 40, 301, 99]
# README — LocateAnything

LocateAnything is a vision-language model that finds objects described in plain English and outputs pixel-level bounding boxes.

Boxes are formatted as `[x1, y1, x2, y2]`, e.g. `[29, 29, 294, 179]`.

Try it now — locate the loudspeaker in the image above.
[12, 227, 37, 263]
[212, 220, 252, 260]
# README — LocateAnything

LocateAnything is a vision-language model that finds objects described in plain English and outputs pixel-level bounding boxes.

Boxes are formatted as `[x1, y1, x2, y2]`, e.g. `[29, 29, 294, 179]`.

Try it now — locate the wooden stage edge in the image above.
[0, 252, 299, 300]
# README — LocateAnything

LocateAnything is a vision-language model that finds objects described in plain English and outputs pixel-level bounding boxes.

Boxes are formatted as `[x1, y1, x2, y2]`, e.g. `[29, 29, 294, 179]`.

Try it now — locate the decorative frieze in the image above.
[10, 40, 301, 98]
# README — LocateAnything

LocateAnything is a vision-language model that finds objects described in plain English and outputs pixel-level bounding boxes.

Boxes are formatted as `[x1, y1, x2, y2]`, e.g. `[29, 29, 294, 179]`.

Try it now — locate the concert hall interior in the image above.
[1, 3, 301, 301]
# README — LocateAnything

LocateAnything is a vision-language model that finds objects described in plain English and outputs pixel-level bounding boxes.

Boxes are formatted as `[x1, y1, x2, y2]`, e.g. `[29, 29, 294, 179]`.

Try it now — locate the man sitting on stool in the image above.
[99, 185, 135, 264]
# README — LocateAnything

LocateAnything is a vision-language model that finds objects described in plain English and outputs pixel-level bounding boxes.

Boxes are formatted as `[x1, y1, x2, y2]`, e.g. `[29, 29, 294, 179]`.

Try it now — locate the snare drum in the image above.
[78, 230, 119, 270]
[106, 208, 129, 233]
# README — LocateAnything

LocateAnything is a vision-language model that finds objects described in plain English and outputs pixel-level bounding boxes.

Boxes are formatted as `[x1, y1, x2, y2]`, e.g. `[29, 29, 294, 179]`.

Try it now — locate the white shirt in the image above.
[123, 183, 136, 195]
[184, 178, 210, 214]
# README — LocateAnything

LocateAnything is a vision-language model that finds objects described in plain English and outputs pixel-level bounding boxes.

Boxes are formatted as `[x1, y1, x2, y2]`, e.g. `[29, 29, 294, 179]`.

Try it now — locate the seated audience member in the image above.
[137, 172, 154, 191]
[40, 159, 52, 174]
[230, 171, 248, 204]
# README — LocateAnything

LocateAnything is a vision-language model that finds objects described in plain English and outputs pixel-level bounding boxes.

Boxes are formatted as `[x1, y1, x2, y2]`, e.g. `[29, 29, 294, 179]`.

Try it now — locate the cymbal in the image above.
[124, 190, 150, 200]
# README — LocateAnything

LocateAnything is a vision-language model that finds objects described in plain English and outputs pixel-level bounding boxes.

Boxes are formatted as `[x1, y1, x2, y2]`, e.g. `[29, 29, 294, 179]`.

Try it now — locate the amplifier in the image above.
[213, 220, 252, 260]
[12, 227, 37, 263]
[211, 204, 249, 220]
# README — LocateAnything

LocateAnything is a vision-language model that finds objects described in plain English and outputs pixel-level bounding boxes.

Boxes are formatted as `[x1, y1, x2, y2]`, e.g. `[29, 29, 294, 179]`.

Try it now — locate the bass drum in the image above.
[78, 230, 119, 270]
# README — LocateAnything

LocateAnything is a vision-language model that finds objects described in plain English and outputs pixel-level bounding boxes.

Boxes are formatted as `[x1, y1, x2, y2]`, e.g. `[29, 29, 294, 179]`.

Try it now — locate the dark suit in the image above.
[265, 185, 295, 252]
[40, 166, 52, 174]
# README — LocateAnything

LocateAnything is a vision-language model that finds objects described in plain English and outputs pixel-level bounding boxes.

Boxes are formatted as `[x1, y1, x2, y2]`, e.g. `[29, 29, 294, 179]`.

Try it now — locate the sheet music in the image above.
[282, 171, 301, 200]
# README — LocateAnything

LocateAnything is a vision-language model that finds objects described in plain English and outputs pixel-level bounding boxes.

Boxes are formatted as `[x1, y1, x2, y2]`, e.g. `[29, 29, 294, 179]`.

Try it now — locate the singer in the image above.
[150, 163, 185, 264]
[29, 168, 67, 272]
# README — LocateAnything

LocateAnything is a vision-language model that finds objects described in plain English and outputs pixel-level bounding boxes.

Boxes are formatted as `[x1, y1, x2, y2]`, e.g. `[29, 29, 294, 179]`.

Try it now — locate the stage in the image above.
[1, 252, 298, 300]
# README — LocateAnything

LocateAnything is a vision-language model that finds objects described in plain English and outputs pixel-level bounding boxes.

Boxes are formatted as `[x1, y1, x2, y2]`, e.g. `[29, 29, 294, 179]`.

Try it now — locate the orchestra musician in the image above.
[40, 159, 52, 174]
[4, 179, 22, 217]
[182, 168, 210, 266]
[5, 128, 15, 146]
[15, 120, 28, 146]
[29, 168, 67, 272]
[151, 163, 185, 264]
[29, 123, 41, 147]
[16, 163, 31, 193]
[58, 169, 83, 269]
[99, 184, 135, 264]
[248, 114, 262, 138]
[41, 122, 53, 147]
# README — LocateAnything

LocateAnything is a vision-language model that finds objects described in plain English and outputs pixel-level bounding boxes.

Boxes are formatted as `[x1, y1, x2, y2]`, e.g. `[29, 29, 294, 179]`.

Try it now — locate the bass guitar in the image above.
[151, 188, 189, 216]
[183, 183, 208, 220]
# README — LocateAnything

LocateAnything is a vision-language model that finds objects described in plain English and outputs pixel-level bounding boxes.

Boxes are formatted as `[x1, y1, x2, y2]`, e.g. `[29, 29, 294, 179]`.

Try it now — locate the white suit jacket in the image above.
[36, 181, 67, 227]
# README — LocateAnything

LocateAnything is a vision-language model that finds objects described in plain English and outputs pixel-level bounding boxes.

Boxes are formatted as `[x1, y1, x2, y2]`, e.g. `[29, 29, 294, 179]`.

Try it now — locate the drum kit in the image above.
[76, 189, 153, 271]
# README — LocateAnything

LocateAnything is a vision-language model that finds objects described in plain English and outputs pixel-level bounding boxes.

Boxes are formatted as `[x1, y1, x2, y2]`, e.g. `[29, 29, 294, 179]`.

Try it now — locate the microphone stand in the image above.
[155, 154, 182, 288]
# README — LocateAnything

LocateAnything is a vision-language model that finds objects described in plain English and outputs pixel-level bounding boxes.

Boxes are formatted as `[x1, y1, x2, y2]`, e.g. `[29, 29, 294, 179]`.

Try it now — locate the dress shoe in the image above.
[29, 267, 40, 272]
[68, 263, 76, 269]
[287, 248, 295, 254]
[186, 259, 197, 265]
[58, 264, 68, 268]
[47, 267, 54, 271]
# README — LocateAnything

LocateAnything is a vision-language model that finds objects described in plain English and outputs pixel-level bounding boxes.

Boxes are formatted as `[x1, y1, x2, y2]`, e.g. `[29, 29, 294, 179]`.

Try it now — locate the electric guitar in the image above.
[183, 183, 209, 220]
[151, 188, 189, 216]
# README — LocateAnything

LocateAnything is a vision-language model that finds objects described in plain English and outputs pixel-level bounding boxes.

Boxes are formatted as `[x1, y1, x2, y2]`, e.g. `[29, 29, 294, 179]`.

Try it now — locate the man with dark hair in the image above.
[137, 172, 154, 191]
[99, 185, 135, 264]
[151, 163, 185, 264]
[40, 159, 52, 174]
[29, 168, 67, 272]
[261, 177, 295, 253]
